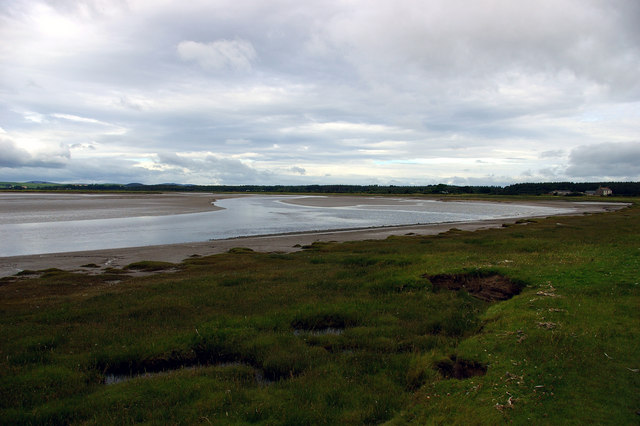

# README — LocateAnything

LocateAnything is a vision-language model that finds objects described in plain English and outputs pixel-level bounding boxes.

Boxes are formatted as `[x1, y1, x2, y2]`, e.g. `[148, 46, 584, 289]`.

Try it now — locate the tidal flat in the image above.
[0, 192, 625, 276]
[1, 195, 638, 424]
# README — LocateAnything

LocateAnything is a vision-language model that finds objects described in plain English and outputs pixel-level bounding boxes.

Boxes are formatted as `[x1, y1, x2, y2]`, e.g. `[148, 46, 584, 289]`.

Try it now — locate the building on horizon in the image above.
[595, 186, 613, 196]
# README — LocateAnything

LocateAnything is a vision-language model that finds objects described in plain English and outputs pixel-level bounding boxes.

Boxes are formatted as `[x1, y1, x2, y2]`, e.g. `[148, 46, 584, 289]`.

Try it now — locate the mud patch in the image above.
[425, 272, 523, 302]
[436, 355, 487, 379]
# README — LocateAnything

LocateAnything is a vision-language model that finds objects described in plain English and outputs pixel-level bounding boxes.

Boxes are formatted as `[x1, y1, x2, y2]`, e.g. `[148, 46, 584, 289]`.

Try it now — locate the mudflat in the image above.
[0, 192, 628, 277]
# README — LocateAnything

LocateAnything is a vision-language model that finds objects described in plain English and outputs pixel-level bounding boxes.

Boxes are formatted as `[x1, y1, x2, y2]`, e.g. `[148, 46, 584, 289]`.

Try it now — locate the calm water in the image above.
[0, 195, 574, 257]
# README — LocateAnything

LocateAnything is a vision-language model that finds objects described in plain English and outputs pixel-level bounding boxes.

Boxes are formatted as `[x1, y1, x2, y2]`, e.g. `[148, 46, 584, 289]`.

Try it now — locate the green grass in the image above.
[1, 203, 639, 424]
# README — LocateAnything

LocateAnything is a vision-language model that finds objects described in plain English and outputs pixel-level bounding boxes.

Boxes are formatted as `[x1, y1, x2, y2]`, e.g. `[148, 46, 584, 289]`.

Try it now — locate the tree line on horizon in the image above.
[2, 181, 640, 196]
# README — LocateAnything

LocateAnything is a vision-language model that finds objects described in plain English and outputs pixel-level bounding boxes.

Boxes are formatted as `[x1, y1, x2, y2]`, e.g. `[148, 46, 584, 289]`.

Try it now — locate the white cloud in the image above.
[51, 113, 110, 126]
[0, 135, 69, 168]
[177, 39, 256, 71]
[281, 121, 406, 135]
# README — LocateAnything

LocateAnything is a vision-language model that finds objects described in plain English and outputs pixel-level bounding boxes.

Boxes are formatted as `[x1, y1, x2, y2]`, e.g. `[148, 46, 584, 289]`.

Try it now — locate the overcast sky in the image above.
[1, 0, 639, 185]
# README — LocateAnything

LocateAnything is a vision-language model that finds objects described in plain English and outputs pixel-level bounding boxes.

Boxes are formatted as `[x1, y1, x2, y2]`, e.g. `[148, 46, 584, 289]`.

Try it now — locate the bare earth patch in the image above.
[436, 355, 488, 379]
[425, 272, 523, 302]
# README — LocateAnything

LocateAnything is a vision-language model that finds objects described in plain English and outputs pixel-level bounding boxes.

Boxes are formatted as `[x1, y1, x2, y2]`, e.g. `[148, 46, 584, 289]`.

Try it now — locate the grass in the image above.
[1, 202, 639, 424]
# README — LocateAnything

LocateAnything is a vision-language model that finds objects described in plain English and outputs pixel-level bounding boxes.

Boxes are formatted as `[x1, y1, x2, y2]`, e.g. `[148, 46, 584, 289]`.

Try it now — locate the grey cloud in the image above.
[290, 166, 306, 175]
[0, 136, 69, 168]
[566, 142, 640, 178]
[321, 0, 640, 95]
[155, 152, 270, 184]
[70, 143, 96, 150]
[540, 150, 565, 159]
[177, 39, 257, 71]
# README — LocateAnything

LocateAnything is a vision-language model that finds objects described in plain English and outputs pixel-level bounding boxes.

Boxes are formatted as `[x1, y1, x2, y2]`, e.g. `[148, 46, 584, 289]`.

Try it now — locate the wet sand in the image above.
[0, 193, 628, 277]
[0, 192, 229, 224]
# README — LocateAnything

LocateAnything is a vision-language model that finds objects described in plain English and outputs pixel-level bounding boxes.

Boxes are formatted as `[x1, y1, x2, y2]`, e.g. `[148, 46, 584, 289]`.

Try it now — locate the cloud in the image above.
[0, 135, 69, 168]
[70, 143, 96, 150]
[290, 166, 306, 175]
[566, 142, 640, 179]
[1, 1, 639, 185]
[51, 113, 111, 126]
[177, 39, 256, 71]
[539, 150, 566, 159]
[154, 152, 270, 184]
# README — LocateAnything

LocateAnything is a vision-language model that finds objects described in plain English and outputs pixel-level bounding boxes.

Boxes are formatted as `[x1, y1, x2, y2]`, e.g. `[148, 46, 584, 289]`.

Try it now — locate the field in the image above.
[1, 199, 638, 424]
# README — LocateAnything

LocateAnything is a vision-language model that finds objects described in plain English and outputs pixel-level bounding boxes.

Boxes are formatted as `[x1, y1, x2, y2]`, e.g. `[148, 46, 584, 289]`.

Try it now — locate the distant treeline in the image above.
[3, 181, 640, 196]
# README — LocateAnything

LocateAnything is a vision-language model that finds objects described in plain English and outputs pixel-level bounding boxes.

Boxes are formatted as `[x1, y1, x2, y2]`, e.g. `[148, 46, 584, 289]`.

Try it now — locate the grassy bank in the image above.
[1, 203, 638, 424]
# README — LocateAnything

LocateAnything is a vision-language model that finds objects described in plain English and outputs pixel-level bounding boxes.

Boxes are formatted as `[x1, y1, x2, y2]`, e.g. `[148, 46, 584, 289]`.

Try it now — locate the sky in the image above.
[1, 0, 639, 186]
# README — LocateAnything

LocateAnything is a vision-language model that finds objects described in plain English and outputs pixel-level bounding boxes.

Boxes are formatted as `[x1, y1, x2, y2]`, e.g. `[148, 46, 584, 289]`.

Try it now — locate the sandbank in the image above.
[0, 192, 236, 224]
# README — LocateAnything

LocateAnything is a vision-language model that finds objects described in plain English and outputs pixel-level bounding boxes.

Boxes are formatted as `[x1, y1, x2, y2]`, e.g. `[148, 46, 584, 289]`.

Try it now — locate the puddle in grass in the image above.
[293, 327, 344, 336]
[103, 362, 270, 385]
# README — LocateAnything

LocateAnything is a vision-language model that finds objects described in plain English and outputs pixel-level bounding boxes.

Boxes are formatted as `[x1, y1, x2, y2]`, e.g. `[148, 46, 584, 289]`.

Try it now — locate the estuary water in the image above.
[0, 195, 574, 257]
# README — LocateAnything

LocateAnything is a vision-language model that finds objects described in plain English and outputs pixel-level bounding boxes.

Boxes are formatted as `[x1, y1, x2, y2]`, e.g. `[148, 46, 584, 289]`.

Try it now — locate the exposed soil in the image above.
[436, 356, 487, 379]
[425, 272, 523, 302]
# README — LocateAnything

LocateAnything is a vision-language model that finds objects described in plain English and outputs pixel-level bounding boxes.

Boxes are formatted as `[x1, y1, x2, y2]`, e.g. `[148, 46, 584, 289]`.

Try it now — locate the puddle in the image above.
[425, 272, 523, 302]
[293, 327, 344, 336]
[104, 368, 193, 385]
[103, 362, 270, 385]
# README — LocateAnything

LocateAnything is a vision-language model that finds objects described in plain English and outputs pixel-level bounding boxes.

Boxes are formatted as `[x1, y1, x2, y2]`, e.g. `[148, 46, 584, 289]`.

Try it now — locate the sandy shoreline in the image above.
[0, 193, 628, 278]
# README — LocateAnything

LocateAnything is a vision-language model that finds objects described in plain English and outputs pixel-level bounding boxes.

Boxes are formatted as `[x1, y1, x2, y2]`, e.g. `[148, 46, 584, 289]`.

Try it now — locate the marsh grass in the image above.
[1, 202, 639, 424]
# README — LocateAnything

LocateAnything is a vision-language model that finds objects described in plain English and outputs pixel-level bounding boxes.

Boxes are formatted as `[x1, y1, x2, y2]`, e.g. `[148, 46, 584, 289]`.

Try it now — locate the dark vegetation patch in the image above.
[0, 277, 17, 285]
[340, 255, 379, 267]
[219, 276, 251, 287]
[515, 218, 538, 224]
[227, 247, 255, 254]
[268, 253, 295, 260]
[425, 271, 524, 302]
[96, 330, 312, 384]
[125, 261, 177, 272]
[301, 241, 333, 250]
[102, 267, 128, 275]
[367, 277, 427, 295]
[190, 327, 319, 381]
[16, 269, 39, 276]
[435, 355, 487, 379]
[291, 312, 358, 331]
